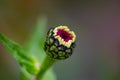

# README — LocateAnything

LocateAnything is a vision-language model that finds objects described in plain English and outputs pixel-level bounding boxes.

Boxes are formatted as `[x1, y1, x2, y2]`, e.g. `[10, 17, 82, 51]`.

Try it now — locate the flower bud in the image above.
[44, 26, 76, 60]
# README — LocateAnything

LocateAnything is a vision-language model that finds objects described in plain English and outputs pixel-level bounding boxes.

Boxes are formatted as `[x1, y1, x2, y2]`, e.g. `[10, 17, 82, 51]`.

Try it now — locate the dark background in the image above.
[0, 0, 120, 80]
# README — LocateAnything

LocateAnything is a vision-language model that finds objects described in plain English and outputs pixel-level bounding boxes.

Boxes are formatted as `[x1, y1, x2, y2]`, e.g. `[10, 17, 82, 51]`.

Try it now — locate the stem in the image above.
[36, 55, 56, 80]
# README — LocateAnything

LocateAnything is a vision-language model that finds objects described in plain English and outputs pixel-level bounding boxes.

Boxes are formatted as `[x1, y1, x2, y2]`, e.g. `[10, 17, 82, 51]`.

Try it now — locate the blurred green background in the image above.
[0, 0, 120, 80]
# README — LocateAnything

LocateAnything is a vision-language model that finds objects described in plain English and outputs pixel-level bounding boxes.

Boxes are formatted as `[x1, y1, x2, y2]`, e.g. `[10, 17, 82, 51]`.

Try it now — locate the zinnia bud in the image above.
[44, 26, 76, 60]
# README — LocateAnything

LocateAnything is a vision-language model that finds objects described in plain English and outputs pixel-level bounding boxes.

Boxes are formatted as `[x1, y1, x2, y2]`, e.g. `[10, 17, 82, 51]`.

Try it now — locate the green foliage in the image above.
[0, 16, 56, 80]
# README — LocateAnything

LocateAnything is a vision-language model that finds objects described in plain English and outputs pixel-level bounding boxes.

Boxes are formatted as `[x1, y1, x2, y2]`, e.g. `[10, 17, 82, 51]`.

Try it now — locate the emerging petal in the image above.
[53, 26, 76, 48]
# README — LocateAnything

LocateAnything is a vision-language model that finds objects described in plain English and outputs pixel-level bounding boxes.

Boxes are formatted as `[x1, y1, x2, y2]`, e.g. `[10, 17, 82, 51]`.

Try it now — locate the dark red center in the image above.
[56, 29, 73, 42]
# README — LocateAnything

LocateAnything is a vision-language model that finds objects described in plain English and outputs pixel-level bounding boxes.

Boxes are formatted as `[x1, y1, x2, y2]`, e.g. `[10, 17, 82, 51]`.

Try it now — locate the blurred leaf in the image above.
[0, 33, 40, 75]
[42, 68, 56, 80]
[0, 33, 32, 79]
[25, 16, 56, 80]
[0, 33, 26, 61]
[20, 67, 33, 80]
[25, 16, 47, 62]
[0, 16, 56, 80]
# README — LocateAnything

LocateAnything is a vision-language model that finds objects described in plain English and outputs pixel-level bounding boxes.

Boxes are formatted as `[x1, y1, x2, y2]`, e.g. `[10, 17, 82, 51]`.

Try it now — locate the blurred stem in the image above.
[36, 55, 56, 80]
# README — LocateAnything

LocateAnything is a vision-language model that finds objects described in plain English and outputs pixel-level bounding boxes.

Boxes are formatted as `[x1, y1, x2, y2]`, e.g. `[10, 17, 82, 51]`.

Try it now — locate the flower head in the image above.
[44, 26, 76, 60]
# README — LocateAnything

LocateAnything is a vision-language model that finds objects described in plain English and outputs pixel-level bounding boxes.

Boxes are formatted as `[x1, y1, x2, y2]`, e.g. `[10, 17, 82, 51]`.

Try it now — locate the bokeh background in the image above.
[0, 0, 120, 80]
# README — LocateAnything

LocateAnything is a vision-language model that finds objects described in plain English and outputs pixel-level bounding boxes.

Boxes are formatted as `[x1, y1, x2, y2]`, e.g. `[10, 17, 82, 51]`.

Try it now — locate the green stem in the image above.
[36, 55, 56, 80]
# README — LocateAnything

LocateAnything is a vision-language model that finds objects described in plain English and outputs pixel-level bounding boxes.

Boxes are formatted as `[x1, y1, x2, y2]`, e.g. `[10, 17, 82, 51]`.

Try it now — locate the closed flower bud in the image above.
[44, 26, 76, 60]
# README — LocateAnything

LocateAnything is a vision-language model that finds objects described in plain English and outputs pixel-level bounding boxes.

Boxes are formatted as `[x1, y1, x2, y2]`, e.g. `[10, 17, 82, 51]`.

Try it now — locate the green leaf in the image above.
[42, 68, 56, 80]
[20, 67, 33, 80]
[0, 33, 25, 59]
[25, 16, 47, 62]
[25, 16, 56, 80]
[0, 16, 56, 80]
[0, 33, 40, 75]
